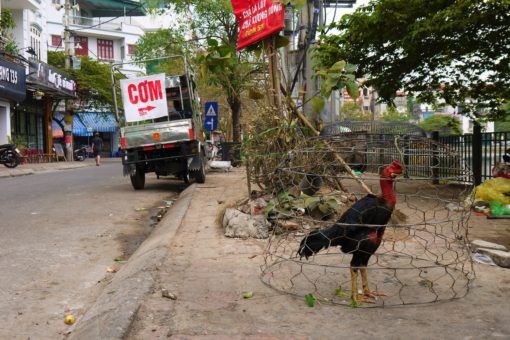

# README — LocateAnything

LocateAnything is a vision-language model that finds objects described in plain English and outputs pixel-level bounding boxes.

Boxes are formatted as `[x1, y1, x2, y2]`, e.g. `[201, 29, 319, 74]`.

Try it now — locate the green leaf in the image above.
[344, 63, 357, 73]
[314, 70, 328, 79]
[207, 38, 218, 47]
[290, 0, 306, 9]
[345, 81, 359, 100]
[305, 293, 315, 307]
[310, 96, 326, 114]
[304, 197, 320, 211]
[329, 60, 346, 73]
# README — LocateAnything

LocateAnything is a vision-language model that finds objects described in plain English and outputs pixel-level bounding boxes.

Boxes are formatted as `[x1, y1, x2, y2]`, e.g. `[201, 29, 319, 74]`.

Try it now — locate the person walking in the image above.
[91, 133, 103, 166]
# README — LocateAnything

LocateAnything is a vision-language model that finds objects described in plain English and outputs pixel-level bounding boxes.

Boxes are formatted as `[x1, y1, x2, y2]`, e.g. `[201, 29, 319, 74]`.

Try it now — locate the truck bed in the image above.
[123, 119, 193, 149]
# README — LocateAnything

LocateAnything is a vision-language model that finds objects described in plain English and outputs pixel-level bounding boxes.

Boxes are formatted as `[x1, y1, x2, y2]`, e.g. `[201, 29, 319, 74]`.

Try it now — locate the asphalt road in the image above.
[0, 159, 183, 339]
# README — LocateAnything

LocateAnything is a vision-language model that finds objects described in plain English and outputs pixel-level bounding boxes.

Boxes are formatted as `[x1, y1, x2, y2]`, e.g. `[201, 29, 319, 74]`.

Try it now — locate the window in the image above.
[74, 36, 88, 56]
[97, 39, 114, 61]
[30, 25, 42, 59]
[51, 35, 62, 47]
[127, 44, 136, 55]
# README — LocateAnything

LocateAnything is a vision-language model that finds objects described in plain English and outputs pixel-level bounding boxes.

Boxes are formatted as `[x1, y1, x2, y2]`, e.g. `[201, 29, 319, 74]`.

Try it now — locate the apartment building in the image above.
[45, 0, 147, 156]
[46, 0, 146, 77]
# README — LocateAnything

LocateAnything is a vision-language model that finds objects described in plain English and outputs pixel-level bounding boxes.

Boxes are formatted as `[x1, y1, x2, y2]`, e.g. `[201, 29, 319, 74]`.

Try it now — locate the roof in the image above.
[53, 112, 118, 137]
[77, 0, 145, 17]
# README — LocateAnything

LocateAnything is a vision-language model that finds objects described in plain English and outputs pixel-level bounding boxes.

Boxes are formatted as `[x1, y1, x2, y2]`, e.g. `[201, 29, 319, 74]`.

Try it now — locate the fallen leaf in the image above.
[242, 291, 254, 299]
[135, 207, 146, 211]
[305, 293, 315, 307]
[161, 288, 177, 300]
[106, 267, 117, 273]
[248, 254, 257, 259]
[114, 257, 126, 263]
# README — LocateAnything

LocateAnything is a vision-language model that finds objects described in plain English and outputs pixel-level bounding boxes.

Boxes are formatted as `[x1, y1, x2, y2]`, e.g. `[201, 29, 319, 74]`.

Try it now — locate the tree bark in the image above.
[228, 95, 242, 142]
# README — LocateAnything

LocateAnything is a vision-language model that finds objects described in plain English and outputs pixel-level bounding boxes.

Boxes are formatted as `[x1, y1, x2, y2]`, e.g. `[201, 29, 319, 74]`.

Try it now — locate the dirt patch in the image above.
[115, 194, 179, 259]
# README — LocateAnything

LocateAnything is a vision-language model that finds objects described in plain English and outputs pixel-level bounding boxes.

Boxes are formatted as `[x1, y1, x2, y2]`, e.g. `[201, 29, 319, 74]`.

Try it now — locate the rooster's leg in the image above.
[360, 267, 386, 298]
[350, 267, 374, 303]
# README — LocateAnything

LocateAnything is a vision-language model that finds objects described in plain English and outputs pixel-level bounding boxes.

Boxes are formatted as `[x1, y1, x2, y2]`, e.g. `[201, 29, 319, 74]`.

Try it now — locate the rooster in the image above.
[298, 160, 403, 303]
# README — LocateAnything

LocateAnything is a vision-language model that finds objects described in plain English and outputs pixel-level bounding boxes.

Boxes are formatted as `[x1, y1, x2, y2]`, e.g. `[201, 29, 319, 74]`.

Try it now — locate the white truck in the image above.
[115, 67, 207, 190]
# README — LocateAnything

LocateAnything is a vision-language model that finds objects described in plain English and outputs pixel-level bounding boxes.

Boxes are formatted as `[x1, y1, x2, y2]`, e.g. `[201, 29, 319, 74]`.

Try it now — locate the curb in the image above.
[0, 163, 93, 178]
[69, 184, 197, 340]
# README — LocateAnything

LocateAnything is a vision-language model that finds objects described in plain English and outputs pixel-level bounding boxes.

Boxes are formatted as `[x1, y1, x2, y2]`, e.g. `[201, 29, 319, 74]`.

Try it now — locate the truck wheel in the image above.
[130, 167, 145, 190]
[191, 152, 205, 183]
[192, 151, 206, 184]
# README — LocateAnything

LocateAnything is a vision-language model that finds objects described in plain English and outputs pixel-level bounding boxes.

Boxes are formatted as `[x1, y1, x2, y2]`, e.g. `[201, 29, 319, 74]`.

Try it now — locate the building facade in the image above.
[45, 0, 146, 156]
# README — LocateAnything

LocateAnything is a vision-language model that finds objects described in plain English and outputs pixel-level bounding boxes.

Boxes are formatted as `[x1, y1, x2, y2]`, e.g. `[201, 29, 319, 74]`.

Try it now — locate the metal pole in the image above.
[473, 122, 482, 185]
[110, 65, 120, 122]
[64, 0, 73, 161]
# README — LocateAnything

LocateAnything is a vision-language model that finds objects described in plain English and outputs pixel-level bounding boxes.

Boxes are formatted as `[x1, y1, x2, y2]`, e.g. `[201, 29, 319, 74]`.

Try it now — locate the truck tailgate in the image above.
[123, 119, 193, 149]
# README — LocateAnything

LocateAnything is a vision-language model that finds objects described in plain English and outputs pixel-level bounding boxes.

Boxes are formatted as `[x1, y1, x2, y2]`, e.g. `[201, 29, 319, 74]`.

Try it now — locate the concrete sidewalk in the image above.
[0, 158, 117, 178]
[67, 168, 510, 339]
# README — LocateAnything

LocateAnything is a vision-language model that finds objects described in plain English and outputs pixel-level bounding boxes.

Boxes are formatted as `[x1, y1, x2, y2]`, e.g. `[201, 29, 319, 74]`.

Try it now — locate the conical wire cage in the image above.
[260, 134, 475, 307]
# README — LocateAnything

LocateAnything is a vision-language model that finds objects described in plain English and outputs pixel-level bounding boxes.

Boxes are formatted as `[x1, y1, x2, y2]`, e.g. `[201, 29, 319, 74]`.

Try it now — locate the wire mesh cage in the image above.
[260, 134, 475, 307]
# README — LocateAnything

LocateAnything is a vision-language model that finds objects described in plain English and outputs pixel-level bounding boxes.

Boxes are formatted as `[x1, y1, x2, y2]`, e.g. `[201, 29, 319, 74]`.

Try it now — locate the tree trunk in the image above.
[228, 95, 242, 142]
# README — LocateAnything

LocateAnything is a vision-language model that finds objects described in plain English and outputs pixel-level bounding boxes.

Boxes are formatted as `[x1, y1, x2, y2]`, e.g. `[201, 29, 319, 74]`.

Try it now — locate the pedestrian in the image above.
[91, 133, 103, 166]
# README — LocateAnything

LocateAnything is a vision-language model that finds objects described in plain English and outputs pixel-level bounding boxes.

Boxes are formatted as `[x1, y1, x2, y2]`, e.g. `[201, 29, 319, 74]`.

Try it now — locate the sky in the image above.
[131, 0, 372, 31]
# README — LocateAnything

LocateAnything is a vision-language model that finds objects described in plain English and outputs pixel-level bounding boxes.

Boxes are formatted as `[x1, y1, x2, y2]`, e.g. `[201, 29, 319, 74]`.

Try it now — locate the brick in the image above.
[477, 248, 510, 268]
[470, 239, 508, 253]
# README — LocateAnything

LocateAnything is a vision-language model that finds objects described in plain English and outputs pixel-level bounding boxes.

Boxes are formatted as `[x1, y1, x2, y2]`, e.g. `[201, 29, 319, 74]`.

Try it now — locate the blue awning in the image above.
[76, 112, 118, 135]
[52, 112, 118, 137]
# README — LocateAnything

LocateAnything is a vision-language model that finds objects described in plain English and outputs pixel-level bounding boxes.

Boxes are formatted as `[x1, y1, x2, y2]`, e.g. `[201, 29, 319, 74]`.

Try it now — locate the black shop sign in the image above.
[28, 60, 76, 98]
[0, 58, 26, 102]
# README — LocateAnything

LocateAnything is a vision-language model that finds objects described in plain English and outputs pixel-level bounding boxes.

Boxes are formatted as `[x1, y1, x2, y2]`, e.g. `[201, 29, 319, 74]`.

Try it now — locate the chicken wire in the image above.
[260, 134, 475, 307]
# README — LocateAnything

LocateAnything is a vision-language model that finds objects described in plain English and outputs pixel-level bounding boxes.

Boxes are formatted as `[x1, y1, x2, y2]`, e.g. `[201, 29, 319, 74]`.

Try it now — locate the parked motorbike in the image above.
[0, 144, 22, 168]
[74, 145, 88, 161]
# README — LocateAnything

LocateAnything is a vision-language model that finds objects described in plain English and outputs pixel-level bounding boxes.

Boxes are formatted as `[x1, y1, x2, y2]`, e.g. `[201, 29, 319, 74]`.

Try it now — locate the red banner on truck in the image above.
[231, 0, 285, 50]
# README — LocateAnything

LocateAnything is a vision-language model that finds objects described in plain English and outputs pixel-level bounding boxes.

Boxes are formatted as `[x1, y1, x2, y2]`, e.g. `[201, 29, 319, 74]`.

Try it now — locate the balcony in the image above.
[70, 16, 122, 31]
[2, 0, 40, 11]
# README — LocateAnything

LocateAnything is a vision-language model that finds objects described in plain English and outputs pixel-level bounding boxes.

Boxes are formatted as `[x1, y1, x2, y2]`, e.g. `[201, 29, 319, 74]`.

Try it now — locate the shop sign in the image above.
[231, 0, 285, 50]
[0, 58, 26, 102]
[28, 61, 76, 97]
[120, 73, 168, 122]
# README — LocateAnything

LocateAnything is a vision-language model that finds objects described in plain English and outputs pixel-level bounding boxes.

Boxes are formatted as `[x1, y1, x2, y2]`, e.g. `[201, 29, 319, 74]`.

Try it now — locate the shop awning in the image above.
[52, 112, 118, 137]
[77, 0, 146, 17]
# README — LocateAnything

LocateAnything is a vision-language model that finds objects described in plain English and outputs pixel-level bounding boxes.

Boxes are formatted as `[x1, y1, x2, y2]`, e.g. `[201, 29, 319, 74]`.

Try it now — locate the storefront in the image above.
[52, 112, 119, 157]
[24, 60, 76, 154]
[0, 56, 26, 145]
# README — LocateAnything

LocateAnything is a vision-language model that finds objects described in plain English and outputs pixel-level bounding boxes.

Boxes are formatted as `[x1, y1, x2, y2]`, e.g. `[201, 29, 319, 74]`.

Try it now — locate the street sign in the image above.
[120, 73, 169, 123]
[204, 102, 218, 131]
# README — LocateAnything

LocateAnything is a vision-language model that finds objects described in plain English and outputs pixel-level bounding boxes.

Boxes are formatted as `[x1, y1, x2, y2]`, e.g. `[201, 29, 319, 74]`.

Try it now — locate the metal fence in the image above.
[440, 131, 510, 183]
[321, 122, 510, 184]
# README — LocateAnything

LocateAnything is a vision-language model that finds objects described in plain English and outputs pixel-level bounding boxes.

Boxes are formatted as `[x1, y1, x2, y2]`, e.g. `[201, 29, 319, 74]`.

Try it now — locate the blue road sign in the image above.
[204, 102, 218, 131]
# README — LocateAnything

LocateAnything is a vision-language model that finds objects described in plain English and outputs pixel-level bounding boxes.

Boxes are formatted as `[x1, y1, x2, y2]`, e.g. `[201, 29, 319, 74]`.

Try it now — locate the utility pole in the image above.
[63, 0, 73, 161]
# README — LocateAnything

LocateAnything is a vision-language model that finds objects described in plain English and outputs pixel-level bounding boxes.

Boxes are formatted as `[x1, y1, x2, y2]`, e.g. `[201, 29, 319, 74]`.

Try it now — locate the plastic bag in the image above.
[489, 201, 510, 216]
[474, 177, 510, 205]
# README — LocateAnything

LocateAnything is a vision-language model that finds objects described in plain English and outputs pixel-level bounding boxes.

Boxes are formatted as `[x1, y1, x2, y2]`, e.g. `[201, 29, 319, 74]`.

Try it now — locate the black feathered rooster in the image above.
[298, 160, 403, 303]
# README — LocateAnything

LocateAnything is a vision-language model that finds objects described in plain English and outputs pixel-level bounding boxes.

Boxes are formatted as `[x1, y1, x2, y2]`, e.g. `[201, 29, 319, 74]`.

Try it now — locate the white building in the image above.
[45, 0, 146, 77]
[1, 0, 45, 145]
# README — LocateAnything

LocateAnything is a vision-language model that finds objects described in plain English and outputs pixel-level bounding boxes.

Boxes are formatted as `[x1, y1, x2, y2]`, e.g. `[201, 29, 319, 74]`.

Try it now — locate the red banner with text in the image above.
[231, 0, 285, 50]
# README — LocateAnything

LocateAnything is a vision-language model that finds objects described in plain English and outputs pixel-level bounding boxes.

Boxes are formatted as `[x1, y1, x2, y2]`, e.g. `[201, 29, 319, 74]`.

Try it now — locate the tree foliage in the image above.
[380, 107, 411, 122]
[417, 114, 462, 136]
[48, 51, 124, 113]
[143, 0, 263, 142]
[340, 102, 371, 121]
[314, 0, 510, 121]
